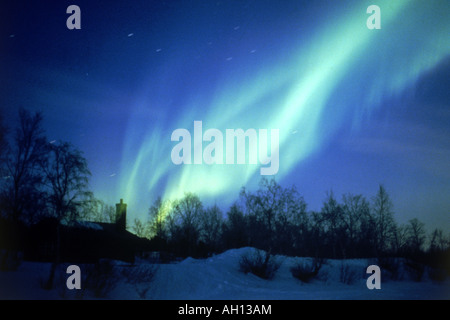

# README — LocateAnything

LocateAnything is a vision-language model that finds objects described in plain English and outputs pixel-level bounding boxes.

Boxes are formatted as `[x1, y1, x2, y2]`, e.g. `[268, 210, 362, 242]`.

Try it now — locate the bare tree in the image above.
[321, 191, 345, 258]
[240, 178, 283, 252]
[274, 185, 306, 256]
[41, 141, 92, 223]
[391, 223, 408, 256]
[40, 141, 91, 289]
[132, 218, 147, 238]
[1, 109, 47, 224]
[148, 197, 171, 240]
[223, 203, 248, 249]
[240, 178, 305, 257]
[429, 228, 449, 252]
[200, 204, 223, 254]
[342, 193, 369, 257]
[167, 192, 203, 257]
[372, 185, 396, 255]
[81, 197, 116, 223]
[405, 218, 426, 255]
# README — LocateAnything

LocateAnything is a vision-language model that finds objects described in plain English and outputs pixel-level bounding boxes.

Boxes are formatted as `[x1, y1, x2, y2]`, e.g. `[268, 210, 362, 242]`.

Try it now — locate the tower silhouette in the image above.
[115, 198, 127, 231]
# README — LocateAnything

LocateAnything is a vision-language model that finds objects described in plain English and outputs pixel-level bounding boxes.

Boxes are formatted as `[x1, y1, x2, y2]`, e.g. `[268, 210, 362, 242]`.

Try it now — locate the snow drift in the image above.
[0, 247, 448, 300]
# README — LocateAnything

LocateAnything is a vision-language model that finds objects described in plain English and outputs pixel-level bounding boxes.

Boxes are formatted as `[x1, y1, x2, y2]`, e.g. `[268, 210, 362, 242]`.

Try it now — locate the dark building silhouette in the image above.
[2, 199, 153, 264]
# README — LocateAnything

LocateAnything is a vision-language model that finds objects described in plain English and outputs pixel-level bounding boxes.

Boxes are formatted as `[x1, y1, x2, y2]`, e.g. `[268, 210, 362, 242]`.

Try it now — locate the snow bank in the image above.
[0, 247, 449, 300]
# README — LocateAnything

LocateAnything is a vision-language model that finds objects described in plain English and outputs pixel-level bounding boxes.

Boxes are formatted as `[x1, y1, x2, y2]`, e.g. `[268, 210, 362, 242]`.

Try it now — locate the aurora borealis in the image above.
[1, 0, 449, 231]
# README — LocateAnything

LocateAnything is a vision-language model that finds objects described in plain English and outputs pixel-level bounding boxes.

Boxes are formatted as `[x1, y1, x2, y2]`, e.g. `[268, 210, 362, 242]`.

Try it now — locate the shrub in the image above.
[121, 263, 158, 299]
[290, 258, 325, 283]
[339, 262, 359, 285]
[377, 256, 402, 281]
[404, 259, 425, 282]
[83, 260, 120, 298]
[239, 249, 281, 280]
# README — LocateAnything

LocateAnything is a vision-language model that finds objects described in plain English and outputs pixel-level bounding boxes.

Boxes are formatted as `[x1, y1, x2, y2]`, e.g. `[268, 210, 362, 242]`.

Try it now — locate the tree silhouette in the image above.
[80, 197, 116, 223]
[341, 193, 370, 257]
[429, 228, 448, 253]
[132, 218, 146, 238]
[372, 185, 396, 255]
[240, 178, 281, 253]
[167, 193, 203, 257]
[148, 197, 170, 240]
[240, 178, 308, 258]
[40, 141, 91, 289]
[1, 109, 47, 224]
[273, 184, 306, 256]
[40, 141, 92, 223]
[391, 223, 408, 256]
[199, 204, 223, 255]
[223, 203, 248, 249]
[320, 191, 345, 258]
[406, 218, 426, 255]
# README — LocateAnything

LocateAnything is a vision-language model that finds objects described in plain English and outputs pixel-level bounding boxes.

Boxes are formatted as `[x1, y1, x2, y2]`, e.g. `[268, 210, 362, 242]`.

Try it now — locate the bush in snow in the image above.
[50, 261, 157, 299]
[121, 263, 158, 299]
[339, 262, 359, 285]
[239, 249, 280, 280]
[290, 258, 325, 283]
[82, 260, 120, 298]
[377, 256, 403, 281]
[404, 259, 425, 282]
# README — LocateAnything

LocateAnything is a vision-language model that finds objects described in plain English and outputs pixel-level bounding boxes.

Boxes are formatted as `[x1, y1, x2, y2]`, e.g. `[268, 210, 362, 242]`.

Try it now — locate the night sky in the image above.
[1, 0, 449, 232]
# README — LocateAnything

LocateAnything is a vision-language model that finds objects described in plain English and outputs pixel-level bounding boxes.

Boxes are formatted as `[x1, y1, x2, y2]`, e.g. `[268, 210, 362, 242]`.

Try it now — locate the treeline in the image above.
[1, 109, 448, 269]
[133, 178, 449, 266]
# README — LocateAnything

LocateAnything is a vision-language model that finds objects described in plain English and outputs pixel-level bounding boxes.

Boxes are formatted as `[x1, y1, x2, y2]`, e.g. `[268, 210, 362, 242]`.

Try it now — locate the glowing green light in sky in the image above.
[119, 0, 450, 219]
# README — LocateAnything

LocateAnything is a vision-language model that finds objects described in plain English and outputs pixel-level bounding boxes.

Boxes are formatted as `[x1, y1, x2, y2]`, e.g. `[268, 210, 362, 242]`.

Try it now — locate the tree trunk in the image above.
[45, 223, 61, 290]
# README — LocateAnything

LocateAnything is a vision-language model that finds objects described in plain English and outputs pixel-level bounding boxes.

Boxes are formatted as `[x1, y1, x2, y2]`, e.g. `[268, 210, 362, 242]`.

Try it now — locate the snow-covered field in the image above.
[1, 247, 449, 300]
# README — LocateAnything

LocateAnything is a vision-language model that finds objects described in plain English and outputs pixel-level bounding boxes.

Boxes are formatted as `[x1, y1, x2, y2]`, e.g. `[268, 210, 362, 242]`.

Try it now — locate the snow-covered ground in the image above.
[1, 247, 449, 300]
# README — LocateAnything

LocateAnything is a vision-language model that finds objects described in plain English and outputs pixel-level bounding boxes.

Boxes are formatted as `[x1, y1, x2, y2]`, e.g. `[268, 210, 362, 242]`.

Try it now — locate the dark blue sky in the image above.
[1, 0, 449, 232]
